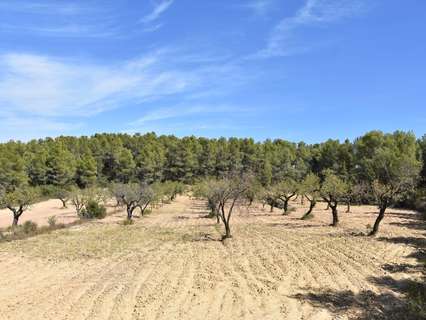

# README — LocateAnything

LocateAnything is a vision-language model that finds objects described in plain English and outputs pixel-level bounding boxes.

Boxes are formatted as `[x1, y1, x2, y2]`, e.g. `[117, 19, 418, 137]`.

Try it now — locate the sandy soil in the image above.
[0, 199, 79, 228]
[0, 199, 122, 229]
[0, 196, 424, 320]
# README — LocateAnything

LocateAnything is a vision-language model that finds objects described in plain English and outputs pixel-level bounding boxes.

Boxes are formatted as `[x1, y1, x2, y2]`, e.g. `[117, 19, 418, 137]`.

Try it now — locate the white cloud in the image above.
[131, 105, 247, 126]
[0, 115, 82, 142]
[0, 49, 251, 122]
[0, 1, 117, 38]
[256, 0, 366, 58]
[0, 24, 116, 38]
[244, 0, 274, 16]
[0, 52, 195, 118]
[140, 0, 174, 24]
[126, 104, 260, 137]
[143, 23, 164, 33]
[0, 2, 89, 15]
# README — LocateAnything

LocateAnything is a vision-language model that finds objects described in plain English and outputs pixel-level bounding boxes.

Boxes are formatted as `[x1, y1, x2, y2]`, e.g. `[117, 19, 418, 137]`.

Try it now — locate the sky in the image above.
[0, 0, 425, 143]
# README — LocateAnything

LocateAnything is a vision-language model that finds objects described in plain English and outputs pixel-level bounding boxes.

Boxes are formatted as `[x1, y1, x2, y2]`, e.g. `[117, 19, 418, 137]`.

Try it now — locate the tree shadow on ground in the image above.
[365, 211, 422, 221]
[268, 222, 321, 229]
[378, 236, 426, 247]
[182, 232, 221, 243]
[390, 220, 426, 230]
[294, 217, 426, 319]
[293, 288, 420, 320]
[250, 213, 283, 217]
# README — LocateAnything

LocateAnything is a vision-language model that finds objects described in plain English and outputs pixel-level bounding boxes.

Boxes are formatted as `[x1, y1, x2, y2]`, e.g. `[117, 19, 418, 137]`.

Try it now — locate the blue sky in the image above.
[0, 0, 425, 143]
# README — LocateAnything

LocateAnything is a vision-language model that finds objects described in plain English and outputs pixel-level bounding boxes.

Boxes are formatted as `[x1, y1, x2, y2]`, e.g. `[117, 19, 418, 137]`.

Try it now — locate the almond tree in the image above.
[0, 187, 39, 227]
[208, 175, 251, 239]
[300, 173, 320, 220]
[354, 131, 421, 236]
[70, 187, 108, 217]
[193, 179, 221, 223]
[163, 181, 185, 201]
[261, 187, 279, 212]
[112, 183, 155, 220]
[369, 163, 418, 236]
[44, 185, 73, 208]
[344, 182, 368, 213]
[320, 171, 349, 226]
[274, 178, 298, 214]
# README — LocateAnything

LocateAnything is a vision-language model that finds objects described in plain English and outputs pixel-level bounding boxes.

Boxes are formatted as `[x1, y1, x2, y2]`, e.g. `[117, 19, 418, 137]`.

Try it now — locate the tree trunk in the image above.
[127, 207, 133, 220]
[331, 205, 339, 226]
[12, 215, 19, 227]
[216, 213, 220, 224]
[282, 199, 289, 215]
[325, 203, 330, 210]
[369, 205, 387, 236]
[346, 201, 351, 213]
[302, 200, 316, 220]
[9, 207, 23, 227]
[270, 203, 274, 212]
[60, 199, 67, 208]
[139, 202, 151, 216]
[219, 204, 232, 239]
[223, 220, 232, 239]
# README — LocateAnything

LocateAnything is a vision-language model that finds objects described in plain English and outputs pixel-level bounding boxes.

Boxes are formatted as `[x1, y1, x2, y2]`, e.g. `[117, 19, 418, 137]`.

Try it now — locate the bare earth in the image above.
[0, 199, 79, 228]
[0, 196, 424, 320]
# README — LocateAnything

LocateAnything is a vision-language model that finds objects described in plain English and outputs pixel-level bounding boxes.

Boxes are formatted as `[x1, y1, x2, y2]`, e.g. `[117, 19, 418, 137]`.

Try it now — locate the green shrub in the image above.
[301, 213, 314, 220]
[366, 224, 372, 232]
[122, 219, 134, 226]
[142, 208, 152, 216]
[407, 282, 426, 318]
[80, 200, 107, 219]
[22, 221, 38, 234]
[287, 206, 296, 213]
[47, 215, 57, 227]
[415, 199, 426, 217]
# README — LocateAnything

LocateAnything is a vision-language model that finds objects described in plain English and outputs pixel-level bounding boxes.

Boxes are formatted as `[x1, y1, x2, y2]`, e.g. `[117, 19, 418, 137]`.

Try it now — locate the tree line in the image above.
[0, 131, 425, 236]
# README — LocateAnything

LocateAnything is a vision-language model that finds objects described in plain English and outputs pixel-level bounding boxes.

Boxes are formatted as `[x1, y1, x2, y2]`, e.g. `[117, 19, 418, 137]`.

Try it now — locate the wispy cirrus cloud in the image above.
[0, 23, 117, 38]
[140, 0, 174, 24]
[127, 104, 260, 137]
[131, 105, 249, 126]
[243, 0, 275, 16]
[143, 23, 164, 33]
[0, 1, 118, 38]
[0, 52, 196, 118]
[0, 2, 90, 15]
[0, 114, 83, 142]
[256, 0, 367, 58]
[0, 48, 251, 124]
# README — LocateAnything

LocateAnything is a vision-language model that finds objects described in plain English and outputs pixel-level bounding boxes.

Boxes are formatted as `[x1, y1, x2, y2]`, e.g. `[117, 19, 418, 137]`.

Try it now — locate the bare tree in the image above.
[274, 179, 298, 214]
[193, 179, 221, 223]
[319, 171, 349, 226]
[112, 183, 155, 220]
[70, 187, 108, 217]
[0, 187, 39, 227]
[369, 177, 417, 236]
[45, 185, 73, 208]
[299, 173, 320, 220]
[263, 188, 279, 212]
[344, 182, 368, 213]
[208, 175, 251, 239]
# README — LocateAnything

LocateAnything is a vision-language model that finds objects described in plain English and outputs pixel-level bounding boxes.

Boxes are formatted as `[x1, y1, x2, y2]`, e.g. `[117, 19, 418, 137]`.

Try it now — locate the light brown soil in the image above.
[0, 196, 424, 320]
[0, 199, 79, 228]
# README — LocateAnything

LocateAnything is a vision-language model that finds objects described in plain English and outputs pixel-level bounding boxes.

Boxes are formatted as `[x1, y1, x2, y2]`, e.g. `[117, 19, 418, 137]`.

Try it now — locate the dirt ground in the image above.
[0, 199, 79, 228]
[0, 196, 424, 320]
